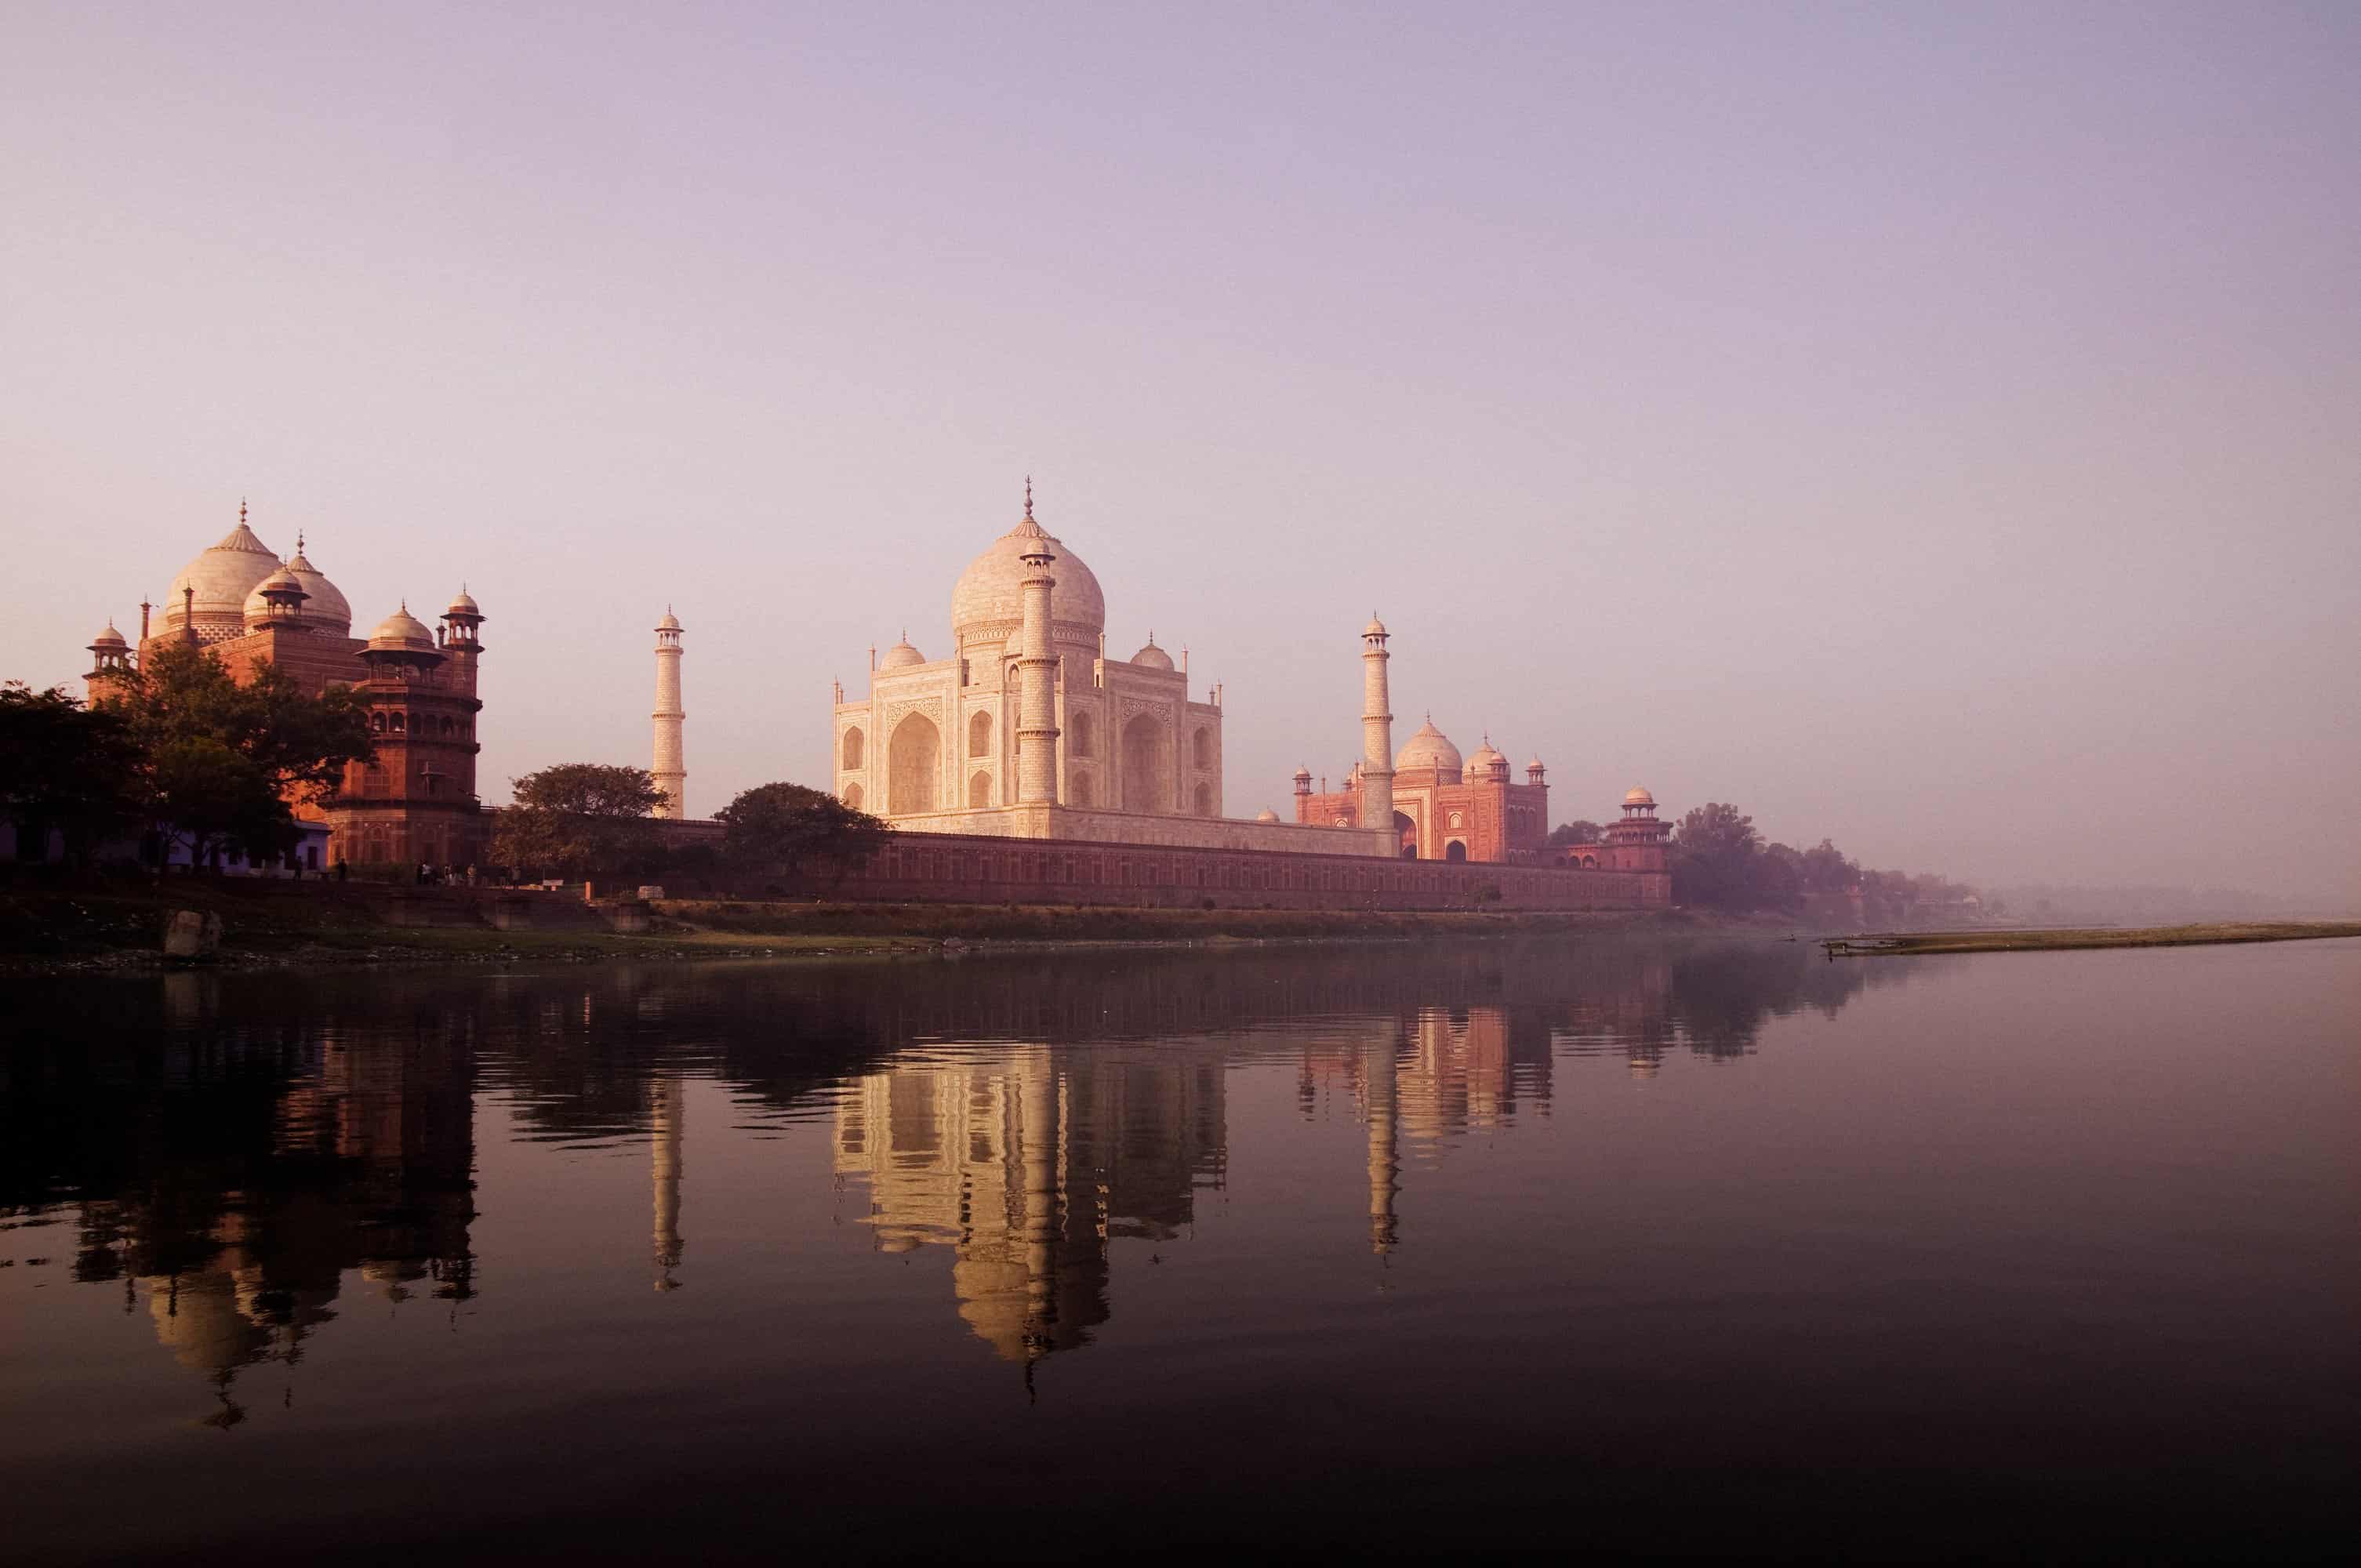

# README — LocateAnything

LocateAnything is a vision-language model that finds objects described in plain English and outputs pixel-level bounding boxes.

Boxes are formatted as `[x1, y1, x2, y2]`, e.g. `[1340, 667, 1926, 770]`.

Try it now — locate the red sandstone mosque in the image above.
[85, 505, 488, 871]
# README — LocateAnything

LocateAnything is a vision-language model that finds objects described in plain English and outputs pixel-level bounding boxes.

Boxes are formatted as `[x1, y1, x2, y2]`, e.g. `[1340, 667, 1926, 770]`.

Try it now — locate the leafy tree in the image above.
[1670, 801, 1765, 910]
[1546, 819, 1606, 847]
[714, 782, 886, 890]
[147, 739, 294, 868]
[0, 683, 143, 864]
[492, 763, 665, 880]
[93, 643, 372, 868]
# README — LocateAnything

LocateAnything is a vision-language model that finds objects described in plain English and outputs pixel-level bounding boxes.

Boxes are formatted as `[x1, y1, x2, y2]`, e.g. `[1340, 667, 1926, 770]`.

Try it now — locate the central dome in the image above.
[950, 514, 1106, 652]
[163, 518, 282, 631]
[1396, 717, 1463, 779]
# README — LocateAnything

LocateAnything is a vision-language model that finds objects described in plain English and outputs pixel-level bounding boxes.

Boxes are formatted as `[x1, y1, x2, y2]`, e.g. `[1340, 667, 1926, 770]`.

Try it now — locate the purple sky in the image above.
[5, 2, 2356, 900]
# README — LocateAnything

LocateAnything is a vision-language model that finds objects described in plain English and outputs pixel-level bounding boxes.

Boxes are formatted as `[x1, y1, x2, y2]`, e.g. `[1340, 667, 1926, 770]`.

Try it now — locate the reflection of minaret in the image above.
[1018, 1059, 1060, 1363]
[651, 1073, 685, 1292]
[652, 609, 686, 819]
[1367, 1027, 1400, 1255]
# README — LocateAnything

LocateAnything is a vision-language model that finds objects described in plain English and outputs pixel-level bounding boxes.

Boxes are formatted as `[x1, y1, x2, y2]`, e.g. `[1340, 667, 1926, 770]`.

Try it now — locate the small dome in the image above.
[1469, 739, 1506, 772]
[243, 567, 310, 625]
[1624, 785, 1656, 807]
[450, 589, 483, 616]
[1131, 637, 1175, 671]
[279, 546, 352, 633]
[1363, 613, 1388, 637]
[1255, 809, 1280, 823]
[950, 502, 1106, 654]
[90, 622, 128, 648]
[1527, 756, 1545, 771]
[366, 604, 438, 654]
[1293, 765, 1313, 781]
[881, 633, 927, 669]
[1395, 717, 1463, 778]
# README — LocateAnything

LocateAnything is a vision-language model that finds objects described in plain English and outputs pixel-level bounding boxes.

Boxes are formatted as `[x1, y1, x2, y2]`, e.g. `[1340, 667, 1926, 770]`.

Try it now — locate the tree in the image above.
[1546, 819, 1606, 847]
[94, 643, 373, 868]
[714, 782, 886, 890]
[0, 683, 143, 864]
[492, 763, 665, 881]
[1670, 801, 1766, 911]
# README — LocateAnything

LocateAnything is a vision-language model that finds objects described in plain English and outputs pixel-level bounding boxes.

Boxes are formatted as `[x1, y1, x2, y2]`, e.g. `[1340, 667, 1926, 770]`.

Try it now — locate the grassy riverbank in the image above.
[1823, 921, 2361, 958]
[0, 879, 1709, 973]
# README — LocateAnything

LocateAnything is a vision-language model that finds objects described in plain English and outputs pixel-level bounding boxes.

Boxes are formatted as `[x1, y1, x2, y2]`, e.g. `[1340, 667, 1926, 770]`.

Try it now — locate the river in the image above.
[3, 936, 2356, 1560]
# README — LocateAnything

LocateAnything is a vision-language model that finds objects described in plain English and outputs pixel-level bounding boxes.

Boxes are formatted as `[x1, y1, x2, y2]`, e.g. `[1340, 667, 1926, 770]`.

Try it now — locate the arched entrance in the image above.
[888, 712, 940, 815]
[1121, 713, 1167, 813]
[967, 770, 990, 808]
[1394, 811, 1418, 858]
[1445, 840, 1468, 862]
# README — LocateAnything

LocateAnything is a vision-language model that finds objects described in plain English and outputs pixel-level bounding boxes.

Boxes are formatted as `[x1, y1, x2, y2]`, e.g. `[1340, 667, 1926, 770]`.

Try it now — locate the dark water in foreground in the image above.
[3, 937, 2356, 1562]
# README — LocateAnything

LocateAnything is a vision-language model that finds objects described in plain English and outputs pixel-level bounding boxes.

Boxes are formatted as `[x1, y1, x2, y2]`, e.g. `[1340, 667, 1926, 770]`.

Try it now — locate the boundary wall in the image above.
[833, 829, 1668, 910]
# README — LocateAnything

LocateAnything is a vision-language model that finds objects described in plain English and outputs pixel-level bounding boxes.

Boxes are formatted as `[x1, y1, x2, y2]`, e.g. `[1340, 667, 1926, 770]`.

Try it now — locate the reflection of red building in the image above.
[85, 506, 490, 871]
[1293, 719, 1551, 862]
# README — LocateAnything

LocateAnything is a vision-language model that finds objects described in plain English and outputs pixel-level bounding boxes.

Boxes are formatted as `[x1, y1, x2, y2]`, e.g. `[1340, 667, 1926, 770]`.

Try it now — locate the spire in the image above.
[1023, 474, 1034, 521]
[296, 528, 305, 553]
[240, 497, 248, 528]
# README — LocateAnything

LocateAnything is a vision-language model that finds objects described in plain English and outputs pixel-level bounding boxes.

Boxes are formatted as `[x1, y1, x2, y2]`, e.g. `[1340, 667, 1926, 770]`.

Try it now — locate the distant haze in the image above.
[5, 2, 2355, 904]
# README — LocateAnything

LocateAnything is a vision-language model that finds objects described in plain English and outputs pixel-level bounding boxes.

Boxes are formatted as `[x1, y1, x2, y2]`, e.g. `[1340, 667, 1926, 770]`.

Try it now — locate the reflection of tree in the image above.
[3, 975, 478, 1416]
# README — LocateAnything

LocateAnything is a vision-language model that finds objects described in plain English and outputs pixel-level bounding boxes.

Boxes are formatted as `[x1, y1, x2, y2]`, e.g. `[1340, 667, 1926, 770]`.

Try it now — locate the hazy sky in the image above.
[5, 2, 2356, 899]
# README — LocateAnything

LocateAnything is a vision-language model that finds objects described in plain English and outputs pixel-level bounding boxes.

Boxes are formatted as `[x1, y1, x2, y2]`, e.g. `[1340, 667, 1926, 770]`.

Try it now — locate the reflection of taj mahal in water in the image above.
[828, 1008, 1568, 1367]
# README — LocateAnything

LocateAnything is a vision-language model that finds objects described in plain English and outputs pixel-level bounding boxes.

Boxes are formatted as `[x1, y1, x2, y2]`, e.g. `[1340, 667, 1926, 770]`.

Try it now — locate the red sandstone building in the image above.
[85, 507, 489, 871]
[1293, 718, 1553, 862]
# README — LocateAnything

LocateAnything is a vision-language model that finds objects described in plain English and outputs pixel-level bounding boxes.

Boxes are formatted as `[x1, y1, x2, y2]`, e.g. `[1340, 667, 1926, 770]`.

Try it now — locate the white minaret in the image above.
[1014, 482, 1062, 807]
[652, 608, 686, 819]
[1357, 614, 1395, 834]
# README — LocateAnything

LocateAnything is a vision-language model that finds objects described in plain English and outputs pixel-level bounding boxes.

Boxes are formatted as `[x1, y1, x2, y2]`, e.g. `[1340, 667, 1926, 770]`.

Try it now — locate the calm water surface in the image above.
[4, 937, 2356, 1561]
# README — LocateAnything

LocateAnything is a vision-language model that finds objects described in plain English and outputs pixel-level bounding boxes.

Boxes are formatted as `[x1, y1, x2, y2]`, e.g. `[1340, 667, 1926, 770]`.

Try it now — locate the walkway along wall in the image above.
[821, 829, 1669, 910]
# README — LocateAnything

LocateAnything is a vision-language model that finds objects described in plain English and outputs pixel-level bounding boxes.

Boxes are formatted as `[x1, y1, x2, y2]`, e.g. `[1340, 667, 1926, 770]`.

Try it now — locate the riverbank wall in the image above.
[803, 828, 1669, 911]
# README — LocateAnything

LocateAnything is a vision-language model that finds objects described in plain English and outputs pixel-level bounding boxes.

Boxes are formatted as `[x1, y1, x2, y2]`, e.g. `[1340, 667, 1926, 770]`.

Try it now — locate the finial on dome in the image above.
[240, 497, 248, 527]
[1023, 475, 1034, 521]
[297, 528, 306, 553]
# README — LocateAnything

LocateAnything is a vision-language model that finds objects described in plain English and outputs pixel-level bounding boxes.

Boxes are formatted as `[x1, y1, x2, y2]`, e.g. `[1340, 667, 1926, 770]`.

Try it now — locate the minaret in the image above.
[652, 608, 685, 819]
[1013, 481, 1061, 807]
[1357, 615, 1395, 835]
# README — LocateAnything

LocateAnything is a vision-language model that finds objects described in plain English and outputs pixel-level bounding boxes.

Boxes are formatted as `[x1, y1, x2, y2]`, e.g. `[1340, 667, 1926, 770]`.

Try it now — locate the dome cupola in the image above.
[364, 602, 441, 662]
[1131, 634, 1175, 671]
[162, 503, 282, 640]
[1394, 716, 1463, 780]
[243, 564, 311, 628]
[278, 534, 352, 633]
[881, 631, 927, 669]
[950, 487, 1106, 656]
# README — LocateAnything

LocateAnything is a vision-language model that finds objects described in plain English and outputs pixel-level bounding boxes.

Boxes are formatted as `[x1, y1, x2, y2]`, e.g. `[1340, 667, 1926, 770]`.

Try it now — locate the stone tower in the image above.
[1357, 615, 1395, 835]
[1014, 485, 1062, 806]
[652, 608, 685, 820]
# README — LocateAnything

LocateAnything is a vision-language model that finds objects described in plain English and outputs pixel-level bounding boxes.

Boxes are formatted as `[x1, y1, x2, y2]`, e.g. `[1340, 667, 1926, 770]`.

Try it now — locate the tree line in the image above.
[1655, 801, 1989, 925]
[487, 763, 885, 892]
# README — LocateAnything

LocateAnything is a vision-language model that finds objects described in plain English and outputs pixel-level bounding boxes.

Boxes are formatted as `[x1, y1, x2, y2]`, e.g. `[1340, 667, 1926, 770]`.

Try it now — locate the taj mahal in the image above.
[818, 484, 1667, 877]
